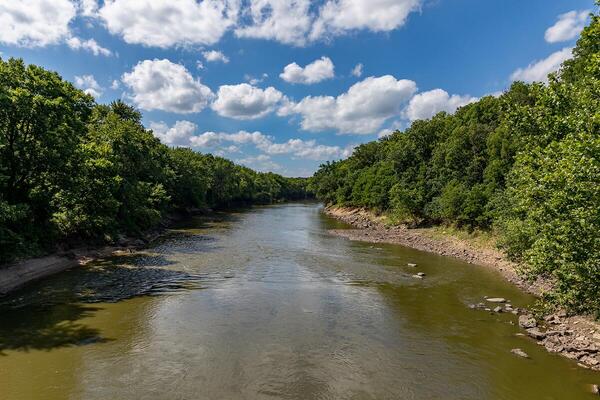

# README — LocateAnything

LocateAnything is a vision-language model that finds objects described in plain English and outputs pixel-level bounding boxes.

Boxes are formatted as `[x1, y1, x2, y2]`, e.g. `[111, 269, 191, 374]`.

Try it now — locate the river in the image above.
[0, 203, 597, 399]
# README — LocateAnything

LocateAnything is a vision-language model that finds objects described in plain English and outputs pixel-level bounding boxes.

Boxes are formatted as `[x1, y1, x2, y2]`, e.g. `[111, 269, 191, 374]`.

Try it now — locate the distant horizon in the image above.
[0, 0, 594, 176]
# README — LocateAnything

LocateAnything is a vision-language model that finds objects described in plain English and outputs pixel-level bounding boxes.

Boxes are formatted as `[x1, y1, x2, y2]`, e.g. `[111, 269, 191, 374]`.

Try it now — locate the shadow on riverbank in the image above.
[0, 253, 204, 355]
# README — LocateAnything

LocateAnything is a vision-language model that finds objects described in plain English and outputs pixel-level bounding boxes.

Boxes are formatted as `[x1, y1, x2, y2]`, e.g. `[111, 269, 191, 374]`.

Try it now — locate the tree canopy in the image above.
[310, 9, 600, 316]
[0, 59, 311, 263]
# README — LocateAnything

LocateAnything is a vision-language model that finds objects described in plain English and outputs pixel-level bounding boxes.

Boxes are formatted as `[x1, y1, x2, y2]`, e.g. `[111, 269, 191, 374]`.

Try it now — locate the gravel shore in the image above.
[324, 205, 600, 371]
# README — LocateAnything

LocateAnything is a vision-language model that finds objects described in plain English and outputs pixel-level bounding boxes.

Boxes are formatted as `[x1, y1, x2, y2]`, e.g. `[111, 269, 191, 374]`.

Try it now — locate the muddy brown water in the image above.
[0, 203, 598, 399]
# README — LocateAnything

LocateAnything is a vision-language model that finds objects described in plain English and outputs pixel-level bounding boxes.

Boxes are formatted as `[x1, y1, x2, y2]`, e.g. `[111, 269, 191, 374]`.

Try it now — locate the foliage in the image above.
[0, 59, 311, 263]
[310, 9, 600, 315]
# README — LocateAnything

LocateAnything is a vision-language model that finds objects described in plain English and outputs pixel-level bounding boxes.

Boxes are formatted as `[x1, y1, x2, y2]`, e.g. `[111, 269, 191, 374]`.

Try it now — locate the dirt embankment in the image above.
[324, 205, 600, 371]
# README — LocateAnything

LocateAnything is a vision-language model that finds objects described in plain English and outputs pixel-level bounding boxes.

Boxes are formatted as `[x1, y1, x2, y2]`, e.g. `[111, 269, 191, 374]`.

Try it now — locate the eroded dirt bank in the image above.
[324, 205, 600, 372]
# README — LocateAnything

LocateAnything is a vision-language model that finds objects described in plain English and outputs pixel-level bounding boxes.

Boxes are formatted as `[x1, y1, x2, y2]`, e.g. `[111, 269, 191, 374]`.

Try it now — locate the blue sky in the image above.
[0, 0, 595, 176]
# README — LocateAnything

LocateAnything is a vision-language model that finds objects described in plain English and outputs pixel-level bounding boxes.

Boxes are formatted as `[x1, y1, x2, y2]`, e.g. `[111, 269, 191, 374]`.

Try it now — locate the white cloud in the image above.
[149, 122, 352, 161]
[110, 80, 120, 90]
[202, 50, 230, 63]
[236, 154, 282, 172]
[280, 56, 335, 84]
[245, 73, 269, 85]
[510, 47, 573, 83]
[0, 0, 76, 47]
[279, 75, 417, 134]
[235, 0, 313, 46]
[311, 0, 421, 40]
[98, 0, 239, 48]
[66, 36, 112, 56]
[122, 59, 214, 114]
[351, 63, 363, 77]
[150, 120, 198, 146]
[377, 120, 403, 138]
[545, 10, 590, 43]
[404, 89, 477, 122]
[78, 0, 99, 17]
[74, 74, 103, 97]
[211, 83, 284, 119]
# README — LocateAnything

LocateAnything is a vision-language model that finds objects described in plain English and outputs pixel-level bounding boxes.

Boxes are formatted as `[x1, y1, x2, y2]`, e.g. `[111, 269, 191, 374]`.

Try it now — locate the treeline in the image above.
[311, 10, 600, 316]
[0, 58, 310, 264]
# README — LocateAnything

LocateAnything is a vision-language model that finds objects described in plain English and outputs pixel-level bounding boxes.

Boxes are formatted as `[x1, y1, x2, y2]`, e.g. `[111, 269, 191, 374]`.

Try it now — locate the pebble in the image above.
[486, 298, 507, 303]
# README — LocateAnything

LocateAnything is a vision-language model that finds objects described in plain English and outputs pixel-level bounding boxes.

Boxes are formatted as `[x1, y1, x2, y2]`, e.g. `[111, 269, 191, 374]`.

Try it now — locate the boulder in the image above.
[519, 314, 537, 329]
[511, 348, 529, 358]
[526, 328, 546, 340]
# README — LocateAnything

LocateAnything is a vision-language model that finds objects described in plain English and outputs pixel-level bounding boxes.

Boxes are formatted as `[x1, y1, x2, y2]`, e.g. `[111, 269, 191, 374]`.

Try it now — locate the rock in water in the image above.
[519, 314, 537, 329]
[591, 384, 599, 396]
[407, 263, 417, 267]
[486, 297, 507, 303]
[416, 272, 426, 277]
[412, 274, 424, 279]
[493, 306, 503, 313]
[511, 348, 529, 358]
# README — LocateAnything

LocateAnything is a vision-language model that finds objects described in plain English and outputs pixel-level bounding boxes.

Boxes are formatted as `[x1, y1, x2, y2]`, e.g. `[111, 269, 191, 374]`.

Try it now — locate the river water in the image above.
[0, 203, 597, 399]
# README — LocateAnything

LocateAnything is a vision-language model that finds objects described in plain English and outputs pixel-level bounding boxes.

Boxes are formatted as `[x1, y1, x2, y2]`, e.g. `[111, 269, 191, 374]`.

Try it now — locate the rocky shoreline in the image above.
[324, 205, 600, 372]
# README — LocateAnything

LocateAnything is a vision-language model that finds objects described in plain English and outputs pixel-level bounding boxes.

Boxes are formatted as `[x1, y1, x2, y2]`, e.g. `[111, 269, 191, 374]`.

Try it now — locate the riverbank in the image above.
[324, 205, 600, 371]
[0, 209, 190, 296]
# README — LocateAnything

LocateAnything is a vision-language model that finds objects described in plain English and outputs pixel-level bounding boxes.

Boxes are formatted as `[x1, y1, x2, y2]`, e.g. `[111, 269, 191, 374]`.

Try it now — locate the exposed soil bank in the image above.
[324, 205, 600, 371]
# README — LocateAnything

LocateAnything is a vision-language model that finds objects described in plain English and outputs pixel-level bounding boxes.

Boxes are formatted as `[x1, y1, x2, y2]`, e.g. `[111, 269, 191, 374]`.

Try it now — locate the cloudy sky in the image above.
[0, 0, 594, 176]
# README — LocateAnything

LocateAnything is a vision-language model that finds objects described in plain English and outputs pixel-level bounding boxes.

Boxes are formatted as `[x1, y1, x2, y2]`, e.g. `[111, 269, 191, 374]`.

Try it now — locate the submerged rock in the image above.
[511, 348, 530, 358]
[486, 297, 507, 303]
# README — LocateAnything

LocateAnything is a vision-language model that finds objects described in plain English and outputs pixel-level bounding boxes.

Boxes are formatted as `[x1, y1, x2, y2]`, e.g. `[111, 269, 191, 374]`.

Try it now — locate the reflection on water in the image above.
[0, 203, 597, 400]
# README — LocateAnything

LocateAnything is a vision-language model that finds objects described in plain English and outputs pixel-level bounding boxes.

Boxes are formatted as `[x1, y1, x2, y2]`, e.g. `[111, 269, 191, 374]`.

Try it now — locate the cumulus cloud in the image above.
[311, 0, 421, 40]
[98, 0, 239, 48]
[280, 56, 335, 84]
[74, 74, 103, 97]
[545, 10, 590, 43]
[235, 0, 313, 46]
[78, 0, 99, 17]
[67, 37, 112, 56]
[510, 47, 573, 83]
[404, 89, 477, 122]
[351, 63, 363, 77]
[202, 50, 229, 63]
[279, 75, 417, 134]
[150, 120, 198, 146]
[211, 83, 284, 119]
[149, 121, 352, 161]
[122, 59, 214, 114]
[0, 0, 76, 47]
[236, 154, 282, 172]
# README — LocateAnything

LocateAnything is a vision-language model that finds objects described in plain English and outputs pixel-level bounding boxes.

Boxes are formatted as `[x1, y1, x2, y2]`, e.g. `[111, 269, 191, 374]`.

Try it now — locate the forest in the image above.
[0, 59, 310, 264]
[310, 10, 600, 316]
